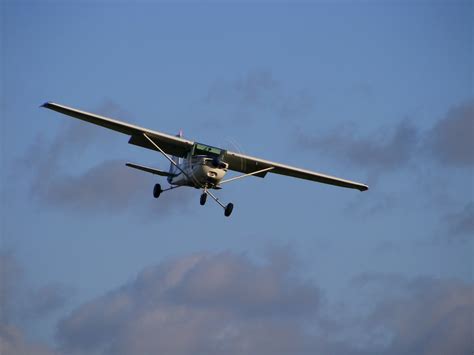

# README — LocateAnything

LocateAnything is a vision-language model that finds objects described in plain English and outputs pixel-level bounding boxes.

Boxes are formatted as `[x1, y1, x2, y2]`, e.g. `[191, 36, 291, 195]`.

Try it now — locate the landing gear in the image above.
[153, 182, 234, 217]
[153, 183, 162, 198]
[152, 184, 181, 199]
[200, 193, 207, 206]
[202, 189, 234, 217]
[224, 203, 234, 217]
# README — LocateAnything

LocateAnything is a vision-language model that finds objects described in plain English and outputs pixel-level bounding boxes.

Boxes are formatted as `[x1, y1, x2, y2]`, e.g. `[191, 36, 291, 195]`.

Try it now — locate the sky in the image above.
[1, 1, 473, 354]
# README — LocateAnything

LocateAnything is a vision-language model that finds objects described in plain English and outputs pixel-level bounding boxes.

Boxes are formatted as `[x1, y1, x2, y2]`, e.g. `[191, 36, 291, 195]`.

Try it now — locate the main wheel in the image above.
[224, 203, 234, 217]
[153, 184, 162, 198]
[200, 193, 207, 206]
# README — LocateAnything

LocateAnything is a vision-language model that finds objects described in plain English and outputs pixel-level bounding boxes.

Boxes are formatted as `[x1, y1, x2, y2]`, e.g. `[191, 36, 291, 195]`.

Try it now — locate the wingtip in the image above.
[41, 101, 52, 108]
[359, 185, 369, 192]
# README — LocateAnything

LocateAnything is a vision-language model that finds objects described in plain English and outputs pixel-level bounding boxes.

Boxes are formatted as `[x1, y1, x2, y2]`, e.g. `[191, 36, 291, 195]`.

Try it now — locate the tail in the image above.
[167, 129, 183, 182]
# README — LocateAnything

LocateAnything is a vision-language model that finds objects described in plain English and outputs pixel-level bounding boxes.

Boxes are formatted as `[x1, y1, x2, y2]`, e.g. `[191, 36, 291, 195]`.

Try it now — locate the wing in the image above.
[224, 151, 368, 191]
[42, 102, 368, 191]
[42, 102, 194, 157]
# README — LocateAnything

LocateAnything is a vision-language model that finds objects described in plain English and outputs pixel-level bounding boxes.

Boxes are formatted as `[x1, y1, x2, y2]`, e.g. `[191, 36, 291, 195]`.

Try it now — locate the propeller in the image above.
[212, 157, 227, 169]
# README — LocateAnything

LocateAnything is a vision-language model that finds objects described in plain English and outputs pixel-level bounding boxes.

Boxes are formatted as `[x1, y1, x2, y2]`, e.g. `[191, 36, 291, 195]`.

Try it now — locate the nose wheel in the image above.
[200, 193, 207, 206]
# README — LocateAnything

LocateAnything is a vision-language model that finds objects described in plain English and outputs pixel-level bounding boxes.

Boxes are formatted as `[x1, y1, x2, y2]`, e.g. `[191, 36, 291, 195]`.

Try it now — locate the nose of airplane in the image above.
[211, 157, 227, 169]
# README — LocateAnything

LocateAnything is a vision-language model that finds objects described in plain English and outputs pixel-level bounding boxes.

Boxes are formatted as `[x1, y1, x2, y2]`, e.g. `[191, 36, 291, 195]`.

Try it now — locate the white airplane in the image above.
[42, 102, 368, 217]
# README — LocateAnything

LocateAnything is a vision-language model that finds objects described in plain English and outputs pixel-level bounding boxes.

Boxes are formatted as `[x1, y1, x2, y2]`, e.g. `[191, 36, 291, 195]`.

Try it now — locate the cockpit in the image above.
[190, 143, 228, 170]
[192, 143, 225, 157]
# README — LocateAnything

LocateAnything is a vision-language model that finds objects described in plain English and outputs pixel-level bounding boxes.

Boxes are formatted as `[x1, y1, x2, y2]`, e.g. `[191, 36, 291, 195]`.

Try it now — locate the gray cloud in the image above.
[2, 251, 472, 355]
[22, 99, 130, 178]
[17, 99, 193, 215]
[359, 275, 473, 355]
[34, 157, 194, 217]
[0, 253, 68, 355]
[0, 324, 58, 355]
[56, 250, 322, 355]
[20, 283, 72, 321]
[165, 252, 319, 318]
[297, 99, 473, 224]
[205, 70, 279, 107]
[297, 99, 474, 175]
[0, 253, 71, 324]
[0, 252, 23, 324]
[38, 159, 148, 212]
[277, 89, 314, 120]
[426, 99, 474, 166]
[20, 100, 123, 195]
[53, 251, 473, 355]
[297, 119, 419, 175]
[203, 70, 314, 125]
[444, 202, 474, 242]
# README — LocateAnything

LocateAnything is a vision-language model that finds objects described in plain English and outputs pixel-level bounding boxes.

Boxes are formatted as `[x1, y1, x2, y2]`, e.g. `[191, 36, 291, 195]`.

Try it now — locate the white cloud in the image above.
[1, 251, 472, 354]
[54, 251, 473, 355]
[56, 251, 321, 355]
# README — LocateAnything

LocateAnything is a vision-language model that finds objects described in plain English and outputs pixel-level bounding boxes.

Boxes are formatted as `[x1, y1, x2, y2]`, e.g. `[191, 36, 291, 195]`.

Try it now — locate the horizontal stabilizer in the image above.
[126, 162, 176, 177]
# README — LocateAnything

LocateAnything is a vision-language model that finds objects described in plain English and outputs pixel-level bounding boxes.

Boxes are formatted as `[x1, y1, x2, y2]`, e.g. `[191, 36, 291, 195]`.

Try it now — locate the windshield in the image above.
[193, 143, 224, 157]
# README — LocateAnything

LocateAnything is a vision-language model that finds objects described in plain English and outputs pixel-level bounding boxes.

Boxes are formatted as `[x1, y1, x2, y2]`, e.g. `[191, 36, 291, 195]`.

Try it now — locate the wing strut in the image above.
[219, 167, 275, 185]
[142, 133, 194, 183]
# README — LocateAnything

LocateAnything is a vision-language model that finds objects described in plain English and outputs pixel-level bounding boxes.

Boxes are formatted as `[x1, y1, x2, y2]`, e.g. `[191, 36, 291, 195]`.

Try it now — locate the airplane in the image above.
[42, 102, 368, 217]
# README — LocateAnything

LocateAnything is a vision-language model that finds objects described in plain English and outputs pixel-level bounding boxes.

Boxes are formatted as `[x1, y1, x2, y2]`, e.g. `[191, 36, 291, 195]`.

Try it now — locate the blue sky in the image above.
[1, 1, 473, 354]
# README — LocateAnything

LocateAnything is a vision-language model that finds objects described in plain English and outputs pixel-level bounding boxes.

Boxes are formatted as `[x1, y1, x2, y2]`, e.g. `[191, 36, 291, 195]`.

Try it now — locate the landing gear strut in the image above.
[202, 189, 234, 217]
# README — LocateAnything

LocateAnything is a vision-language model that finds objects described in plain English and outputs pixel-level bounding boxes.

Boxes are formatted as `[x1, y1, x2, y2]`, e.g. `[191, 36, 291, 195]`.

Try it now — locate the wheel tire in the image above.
[200, 193, 207, 206]
[224, 203, 234, 217]
[153, 184, 162, 198]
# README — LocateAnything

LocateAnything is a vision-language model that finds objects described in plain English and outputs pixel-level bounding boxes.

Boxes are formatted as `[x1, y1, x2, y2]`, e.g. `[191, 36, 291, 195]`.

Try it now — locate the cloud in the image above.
[203, 70, 314, 124]
[205, 70, 279, 107]
[0, 253, 71, 324]
[277, 89, 314, 120]
[0, 252, 23, 324]
[0, 324, 58, 355]
[0, 253, 68, 355]
[20, 283, 72, 321]
[22, 99, 129, 179]
[33, 157, 194, 217]
[297, 99, 473, 175]
[425, 99, 474, 166]
[2, 250, 472, 355]
[20, 100, 123, 194]
[56, 250, 322, 355]
[297, 119, 419, 175]
[53, 251, 473, 355]
[444, 202, 474, 242]
[17, 99, 193, 215]
[358, 275, 473, 355]
[38, 159, 148, 212]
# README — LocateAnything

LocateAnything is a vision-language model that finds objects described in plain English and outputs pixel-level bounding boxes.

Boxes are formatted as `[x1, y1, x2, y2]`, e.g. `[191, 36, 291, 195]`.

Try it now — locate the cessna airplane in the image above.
[42, 102, 368, 217]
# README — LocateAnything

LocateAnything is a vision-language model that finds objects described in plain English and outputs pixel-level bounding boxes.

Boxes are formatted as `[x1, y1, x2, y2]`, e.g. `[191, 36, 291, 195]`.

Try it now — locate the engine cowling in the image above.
[212, 157, 228, 169]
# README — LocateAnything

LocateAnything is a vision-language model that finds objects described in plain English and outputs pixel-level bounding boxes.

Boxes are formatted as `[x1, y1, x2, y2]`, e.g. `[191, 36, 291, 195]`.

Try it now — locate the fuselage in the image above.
[168, 155, 228, 189]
